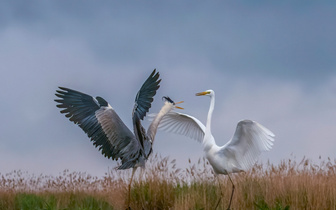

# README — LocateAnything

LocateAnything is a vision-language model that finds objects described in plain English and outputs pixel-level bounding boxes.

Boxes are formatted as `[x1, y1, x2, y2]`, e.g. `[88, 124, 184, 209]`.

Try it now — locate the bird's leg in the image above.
[127, 168, 137, 208]
[227, 173, 235, 210]
[214, 175, 223, 210]
[139, 166, 145, 182]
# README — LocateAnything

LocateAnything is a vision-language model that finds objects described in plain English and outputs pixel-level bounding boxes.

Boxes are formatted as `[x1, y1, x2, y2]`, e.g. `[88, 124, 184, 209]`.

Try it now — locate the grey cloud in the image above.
[2, 1, 335, 84]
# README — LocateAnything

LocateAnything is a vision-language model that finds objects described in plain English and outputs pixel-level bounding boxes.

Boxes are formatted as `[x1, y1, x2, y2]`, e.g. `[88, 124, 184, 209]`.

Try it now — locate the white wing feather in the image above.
[220, 120, 275, 171]
[148, 111, 205, 143]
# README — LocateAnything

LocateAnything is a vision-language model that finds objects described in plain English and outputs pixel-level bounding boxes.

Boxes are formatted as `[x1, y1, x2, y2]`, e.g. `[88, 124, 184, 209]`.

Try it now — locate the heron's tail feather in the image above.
[118, 161, 137, 170]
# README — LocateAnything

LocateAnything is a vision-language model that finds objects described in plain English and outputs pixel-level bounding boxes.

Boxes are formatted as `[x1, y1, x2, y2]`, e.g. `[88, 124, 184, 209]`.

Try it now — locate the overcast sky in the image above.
[0, 1, 335, 177]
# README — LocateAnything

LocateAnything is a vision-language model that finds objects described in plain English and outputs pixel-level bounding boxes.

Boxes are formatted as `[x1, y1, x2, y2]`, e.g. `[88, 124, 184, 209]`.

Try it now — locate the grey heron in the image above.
[55, 69, 183, 207]
[151, 89, 275, 210]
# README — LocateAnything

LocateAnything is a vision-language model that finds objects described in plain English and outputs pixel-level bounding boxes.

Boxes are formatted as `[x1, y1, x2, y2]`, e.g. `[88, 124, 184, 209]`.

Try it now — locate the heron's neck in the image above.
[155, 102, 173, 122]
[147, 103, 173, 141]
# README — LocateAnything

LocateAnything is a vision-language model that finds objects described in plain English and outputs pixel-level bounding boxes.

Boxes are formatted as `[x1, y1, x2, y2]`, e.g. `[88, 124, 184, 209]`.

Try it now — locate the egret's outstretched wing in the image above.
[220, 120, 275, 171]
[149, 111, 206, 143]
[55, 87, 142, 169]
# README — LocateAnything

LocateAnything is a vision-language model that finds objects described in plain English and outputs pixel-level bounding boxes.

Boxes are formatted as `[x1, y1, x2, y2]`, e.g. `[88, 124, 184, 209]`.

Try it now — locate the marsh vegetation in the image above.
[0, 155, 335, 209]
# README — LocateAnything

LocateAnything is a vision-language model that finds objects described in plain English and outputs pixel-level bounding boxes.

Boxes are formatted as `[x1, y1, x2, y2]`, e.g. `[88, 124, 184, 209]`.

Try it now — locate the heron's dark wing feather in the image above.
[133, 69, 161, 121]
[132, 69, 161, 155]
[95, 107, 143, 167]
[55, 87, 142, 169]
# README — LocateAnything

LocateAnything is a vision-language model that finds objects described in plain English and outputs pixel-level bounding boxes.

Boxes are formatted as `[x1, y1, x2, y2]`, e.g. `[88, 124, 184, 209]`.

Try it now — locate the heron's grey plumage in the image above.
[133, 70, 161, 121]
[132, 70, 161, 158]
[55, 70, 184, 209]
[55, 69, 161, 169]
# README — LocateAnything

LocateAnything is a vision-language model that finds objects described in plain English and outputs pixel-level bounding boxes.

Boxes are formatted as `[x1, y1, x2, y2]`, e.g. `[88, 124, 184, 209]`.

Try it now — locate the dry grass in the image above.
[0, 155, 336, 209]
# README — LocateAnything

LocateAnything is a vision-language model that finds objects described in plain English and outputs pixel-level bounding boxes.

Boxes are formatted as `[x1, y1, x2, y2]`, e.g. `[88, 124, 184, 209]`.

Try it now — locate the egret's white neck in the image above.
[206, 94, 215, 132]
[203, 93, 216, 150]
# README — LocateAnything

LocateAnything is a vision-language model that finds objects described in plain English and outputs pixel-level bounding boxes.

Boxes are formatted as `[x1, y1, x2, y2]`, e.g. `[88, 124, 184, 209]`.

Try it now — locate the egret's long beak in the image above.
[174, 101, 184, 109]
[196, 91, 208, 96]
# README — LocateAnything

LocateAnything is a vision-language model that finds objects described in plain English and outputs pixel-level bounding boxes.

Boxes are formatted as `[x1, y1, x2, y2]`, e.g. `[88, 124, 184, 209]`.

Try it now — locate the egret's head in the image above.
[162, 96, 184, 109]
[195, 89, 214, 97]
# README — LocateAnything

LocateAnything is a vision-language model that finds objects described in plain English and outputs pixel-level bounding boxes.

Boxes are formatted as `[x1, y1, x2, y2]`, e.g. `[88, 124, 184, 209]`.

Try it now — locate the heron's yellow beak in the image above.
[196, 91, 209, 96]
[174, 101, 184, 109]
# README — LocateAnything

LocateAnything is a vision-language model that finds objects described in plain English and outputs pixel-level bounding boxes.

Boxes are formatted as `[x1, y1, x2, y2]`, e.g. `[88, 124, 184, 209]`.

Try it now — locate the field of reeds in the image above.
[1, 154, 336, 210]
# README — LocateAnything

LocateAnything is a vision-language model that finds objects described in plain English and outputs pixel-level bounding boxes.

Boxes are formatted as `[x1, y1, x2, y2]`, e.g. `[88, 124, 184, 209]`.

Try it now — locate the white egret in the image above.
[55, 69, 183, 208]
[151, 89, 275, 209]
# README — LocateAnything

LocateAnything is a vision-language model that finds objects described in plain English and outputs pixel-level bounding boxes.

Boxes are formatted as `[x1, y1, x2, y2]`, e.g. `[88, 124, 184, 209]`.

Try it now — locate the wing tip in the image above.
[239, 120, 275, 138]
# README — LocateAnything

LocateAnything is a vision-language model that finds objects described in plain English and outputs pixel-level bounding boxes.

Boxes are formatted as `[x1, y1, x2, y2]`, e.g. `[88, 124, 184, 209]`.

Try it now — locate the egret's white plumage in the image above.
[151, 89, 275, 209]
[156, 111, 205, 142]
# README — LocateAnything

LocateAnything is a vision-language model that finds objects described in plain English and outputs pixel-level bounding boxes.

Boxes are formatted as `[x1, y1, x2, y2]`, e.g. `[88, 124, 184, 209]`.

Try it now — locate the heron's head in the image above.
[162, 96, 184, 110]
[195, 89, 214, 97]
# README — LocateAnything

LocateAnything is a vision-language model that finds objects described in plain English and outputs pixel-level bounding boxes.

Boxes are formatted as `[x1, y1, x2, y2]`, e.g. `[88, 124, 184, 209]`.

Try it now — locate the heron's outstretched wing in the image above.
[133, 69, 161, 121]
[132, 69, 161, 155]
[220, 120, 275, 171]
[55, 87, 142, 169]
[148, 111, 206, 143]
